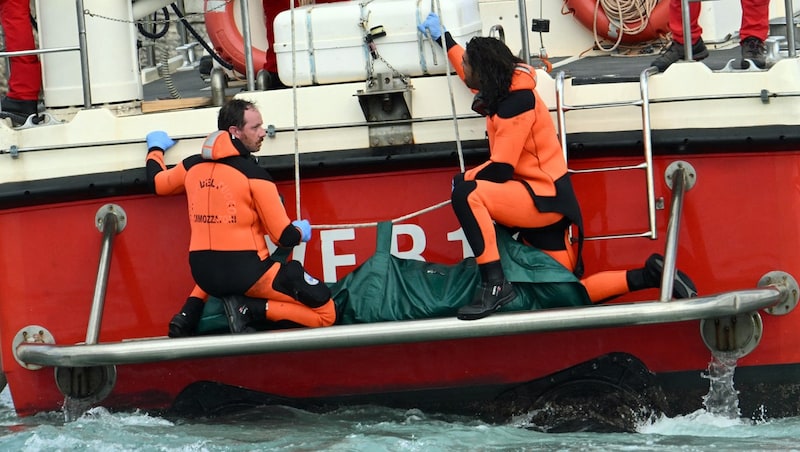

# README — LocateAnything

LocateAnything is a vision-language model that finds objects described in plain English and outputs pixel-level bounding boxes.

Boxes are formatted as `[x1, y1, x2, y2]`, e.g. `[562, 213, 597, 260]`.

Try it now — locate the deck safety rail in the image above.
[15, 284, 791, 368]
[555, 68, 659, 242]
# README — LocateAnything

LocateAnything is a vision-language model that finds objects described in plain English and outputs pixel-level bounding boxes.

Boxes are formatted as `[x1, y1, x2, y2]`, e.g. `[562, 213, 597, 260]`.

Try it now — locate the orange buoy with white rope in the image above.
[204, 0, 267, 75]
[565, 0, 669, 46]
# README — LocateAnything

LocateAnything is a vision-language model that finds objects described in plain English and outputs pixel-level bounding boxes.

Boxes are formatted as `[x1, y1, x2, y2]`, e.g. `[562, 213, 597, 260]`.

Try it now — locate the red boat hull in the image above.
[2, 150, 800, 418]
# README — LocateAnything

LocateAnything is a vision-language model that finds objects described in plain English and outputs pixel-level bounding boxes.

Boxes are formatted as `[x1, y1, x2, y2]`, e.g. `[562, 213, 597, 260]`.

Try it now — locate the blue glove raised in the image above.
[292, 219, 312, 242]
[146, 130, 176, 152]
[418, 12, 444, 41]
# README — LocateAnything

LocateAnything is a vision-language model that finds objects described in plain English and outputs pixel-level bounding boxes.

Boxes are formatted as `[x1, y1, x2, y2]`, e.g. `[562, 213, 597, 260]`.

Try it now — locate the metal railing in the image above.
[15, 283, 792, 368]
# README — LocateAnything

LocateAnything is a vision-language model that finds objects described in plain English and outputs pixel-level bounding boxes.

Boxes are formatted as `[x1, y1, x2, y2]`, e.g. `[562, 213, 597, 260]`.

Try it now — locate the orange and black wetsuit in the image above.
[445, 40, 585, 277]
[146, 131, 336, 327]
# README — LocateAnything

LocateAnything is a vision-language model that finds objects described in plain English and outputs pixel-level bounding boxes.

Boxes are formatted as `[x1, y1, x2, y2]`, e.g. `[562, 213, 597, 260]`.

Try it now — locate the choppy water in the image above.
[0, 386, 799, 451]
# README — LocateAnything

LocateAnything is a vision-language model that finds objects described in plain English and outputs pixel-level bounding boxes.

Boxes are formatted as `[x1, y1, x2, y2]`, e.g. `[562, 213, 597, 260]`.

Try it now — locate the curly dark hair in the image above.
[217, 98, 257, 131]
[465, 37, 522, 113]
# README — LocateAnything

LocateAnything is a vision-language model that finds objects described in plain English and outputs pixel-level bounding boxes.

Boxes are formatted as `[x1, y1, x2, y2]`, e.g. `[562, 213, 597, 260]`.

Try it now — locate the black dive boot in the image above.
[640, 253, 698, 299]
[221, 296, 266, 333]
[457, 261, 517, 320]
[168, 297, 204, 338]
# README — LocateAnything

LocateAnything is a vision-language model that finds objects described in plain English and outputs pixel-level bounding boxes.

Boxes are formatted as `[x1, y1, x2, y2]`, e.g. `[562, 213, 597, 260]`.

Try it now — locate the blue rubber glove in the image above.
[146, 131, 176, 152]
[292, 219, 312, 242]
[418, 12, 444, 41]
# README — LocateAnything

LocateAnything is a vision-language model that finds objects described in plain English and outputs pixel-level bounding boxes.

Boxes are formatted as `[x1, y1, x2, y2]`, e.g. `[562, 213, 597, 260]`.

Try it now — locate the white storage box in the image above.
[274, 0, 482, 86]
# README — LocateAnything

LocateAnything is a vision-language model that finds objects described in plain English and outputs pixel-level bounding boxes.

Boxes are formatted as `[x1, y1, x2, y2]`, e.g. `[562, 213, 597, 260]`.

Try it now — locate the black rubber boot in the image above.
[221, 296, 265, 333]
[629, 253, 698, 299]
[457, 280, 517, 320]
[1, 97, 38, 117]
[0, 97, 39, 126]
[168, 297, 204, 338]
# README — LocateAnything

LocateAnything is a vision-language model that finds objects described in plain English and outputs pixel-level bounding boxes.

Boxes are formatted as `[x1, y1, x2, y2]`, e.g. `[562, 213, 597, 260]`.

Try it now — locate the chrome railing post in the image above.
[660, 162, 696, 301]
[680, 0, 692, 61]
[640, 67, 658, 239]
[517, 0, 531, 64]
[85, 204, 126, 345]
[785, 0, 797, 57]
[75, 0, 92, 108]
[239, 0, 256, 91]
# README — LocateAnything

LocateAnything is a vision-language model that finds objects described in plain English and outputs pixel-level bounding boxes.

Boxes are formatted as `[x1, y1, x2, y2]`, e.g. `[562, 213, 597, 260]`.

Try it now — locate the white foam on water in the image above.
[637, 409, 751, 437]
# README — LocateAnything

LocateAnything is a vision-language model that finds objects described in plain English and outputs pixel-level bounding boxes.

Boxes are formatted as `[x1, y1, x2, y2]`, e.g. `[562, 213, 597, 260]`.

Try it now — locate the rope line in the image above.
[312, 200, 451, 230]
[433, 0, 465, 173]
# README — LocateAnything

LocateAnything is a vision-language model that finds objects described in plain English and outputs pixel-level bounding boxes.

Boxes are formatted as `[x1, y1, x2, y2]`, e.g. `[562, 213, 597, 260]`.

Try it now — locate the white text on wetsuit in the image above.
[194, 178, 238, 224]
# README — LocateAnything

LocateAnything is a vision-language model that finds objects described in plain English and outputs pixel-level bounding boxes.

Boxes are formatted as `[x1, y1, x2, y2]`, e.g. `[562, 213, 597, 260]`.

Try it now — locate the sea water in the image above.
[1, 385, 799, 452]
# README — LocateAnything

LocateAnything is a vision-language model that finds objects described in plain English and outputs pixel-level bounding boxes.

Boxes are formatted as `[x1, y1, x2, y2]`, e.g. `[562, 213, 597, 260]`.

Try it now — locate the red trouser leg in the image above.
[668, 0, 702, 45]
[739, 0, 770, 41]
[0, 0, 41, 100]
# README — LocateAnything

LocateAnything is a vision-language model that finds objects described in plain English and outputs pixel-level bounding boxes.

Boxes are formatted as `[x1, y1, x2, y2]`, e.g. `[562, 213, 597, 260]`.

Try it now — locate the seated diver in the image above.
[145, 98, 336, 336]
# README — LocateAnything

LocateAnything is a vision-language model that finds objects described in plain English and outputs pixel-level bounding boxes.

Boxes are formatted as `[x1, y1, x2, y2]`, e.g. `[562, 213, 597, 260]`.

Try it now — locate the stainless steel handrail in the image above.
[84, 209, 122, 345]
[660, 165, 688, 301]
[16, 285, 789, 368]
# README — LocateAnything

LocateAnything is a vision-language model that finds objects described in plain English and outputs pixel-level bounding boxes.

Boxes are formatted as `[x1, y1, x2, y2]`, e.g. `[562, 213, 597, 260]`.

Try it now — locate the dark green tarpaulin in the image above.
[198, 222, 590, 331]
[330, 222, 590, 324]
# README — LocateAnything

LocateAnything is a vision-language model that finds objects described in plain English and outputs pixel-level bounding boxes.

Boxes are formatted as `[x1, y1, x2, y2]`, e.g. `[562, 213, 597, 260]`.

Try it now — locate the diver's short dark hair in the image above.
[218, 99, 257, 131]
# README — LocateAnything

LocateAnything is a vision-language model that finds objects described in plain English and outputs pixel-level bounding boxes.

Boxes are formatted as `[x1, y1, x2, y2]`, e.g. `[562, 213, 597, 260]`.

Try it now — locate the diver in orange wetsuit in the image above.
[145, 99, 336, 337]
[418, 14, 697, 319]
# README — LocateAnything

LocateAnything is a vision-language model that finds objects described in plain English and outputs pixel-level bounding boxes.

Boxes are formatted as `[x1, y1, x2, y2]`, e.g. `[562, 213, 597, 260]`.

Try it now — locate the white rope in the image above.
[593, 0, 659, 52]
[290, 1, 302, 221]
[433, 0, 466, 173]
[312, 199, 451, 229]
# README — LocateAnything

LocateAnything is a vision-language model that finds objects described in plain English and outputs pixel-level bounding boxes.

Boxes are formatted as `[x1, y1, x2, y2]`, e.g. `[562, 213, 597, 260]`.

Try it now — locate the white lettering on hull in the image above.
[264, 227, 475, 283]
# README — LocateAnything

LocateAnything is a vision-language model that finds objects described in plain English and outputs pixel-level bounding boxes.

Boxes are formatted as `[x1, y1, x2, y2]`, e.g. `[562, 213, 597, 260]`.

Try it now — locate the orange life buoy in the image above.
[565, 0, 669, 44]
[204, 0, 267, 75]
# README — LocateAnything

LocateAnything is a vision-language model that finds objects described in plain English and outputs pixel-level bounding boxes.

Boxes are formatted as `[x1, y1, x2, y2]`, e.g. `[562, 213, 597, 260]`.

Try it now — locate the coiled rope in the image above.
[593, 0, 659, 52]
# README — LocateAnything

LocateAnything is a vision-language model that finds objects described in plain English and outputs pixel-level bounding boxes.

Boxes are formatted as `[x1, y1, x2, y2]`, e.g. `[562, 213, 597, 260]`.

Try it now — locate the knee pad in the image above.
[273, 260, 331, 308]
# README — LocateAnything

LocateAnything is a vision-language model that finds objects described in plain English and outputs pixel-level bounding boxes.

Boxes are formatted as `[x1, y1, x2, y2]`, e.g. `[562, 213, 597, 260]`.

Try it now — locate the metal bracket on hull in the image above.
[355, 74, 413, 147]
[11, 325, 54, 370]
[760, 270, 800, 315]
[701, 312, 763, 357]
[700, 270, 798, 356]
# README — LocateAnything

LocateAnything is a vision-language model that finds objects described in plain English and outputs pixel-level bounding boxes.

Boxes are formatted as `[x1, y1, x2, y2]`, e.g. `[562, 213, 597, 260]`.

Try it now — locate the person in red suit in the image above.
[0, 0, 41, 122]
[651, 0, 770, 71]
